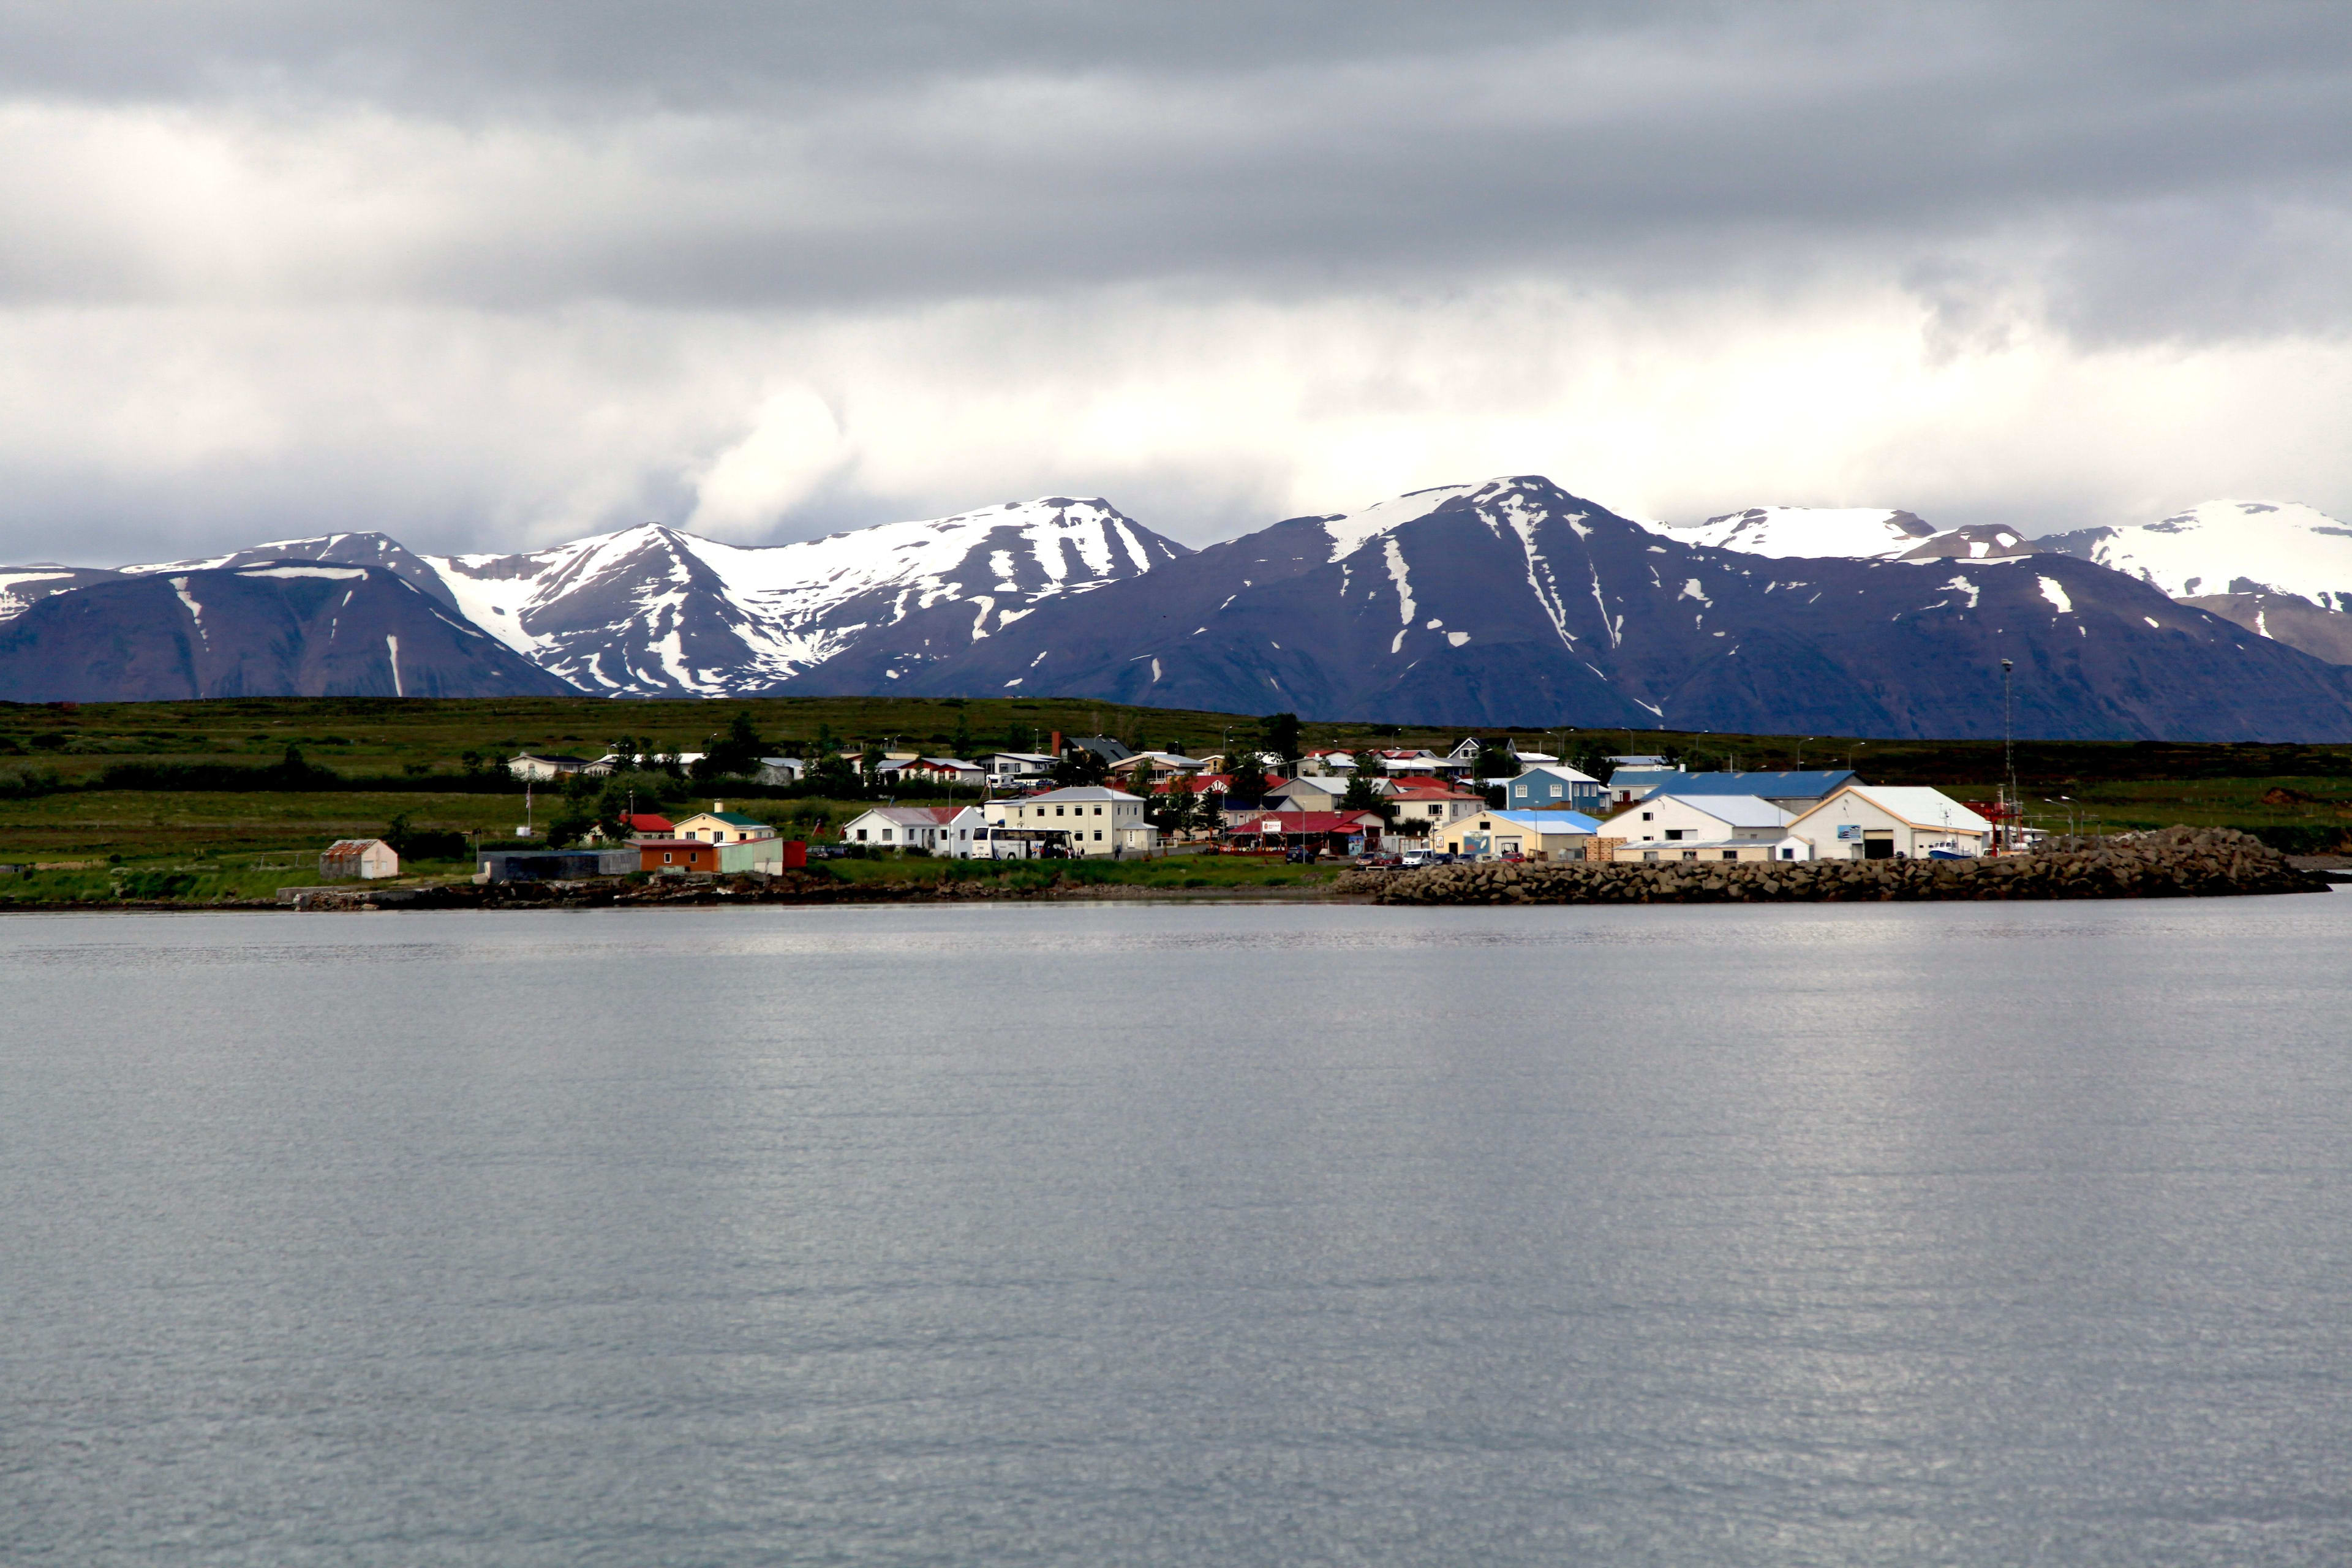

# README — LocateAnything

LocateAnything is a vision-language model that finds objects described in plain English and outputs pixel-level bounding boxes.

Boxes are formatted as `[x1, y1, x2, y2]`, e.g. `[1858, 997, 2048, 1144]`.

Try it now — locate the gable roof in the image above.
[1017, 785, 1144, 804]
[620, 813, 673, 831]
[1271, 775, 1354, 794]
[674, 809, 769, 827]
[850, 805, 978, 827]
[322, 838, 393, 855]
[1511, 764, 1599, 785]
[1793, 785, 1995, 833]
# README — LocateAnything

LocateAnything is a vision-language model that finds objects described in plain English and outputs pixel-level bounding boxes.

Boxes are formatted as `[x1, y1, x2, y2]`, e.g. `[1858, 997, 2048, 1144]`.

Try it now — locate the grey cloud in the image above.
[0, 2, 2346, 349]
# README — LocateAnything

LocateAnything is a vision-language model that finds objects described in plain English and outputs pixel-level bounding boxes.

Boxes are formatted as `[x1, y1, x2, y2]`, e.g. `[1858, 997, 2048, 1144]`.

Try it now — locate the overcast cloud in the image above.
[2, 1, 2350, 562]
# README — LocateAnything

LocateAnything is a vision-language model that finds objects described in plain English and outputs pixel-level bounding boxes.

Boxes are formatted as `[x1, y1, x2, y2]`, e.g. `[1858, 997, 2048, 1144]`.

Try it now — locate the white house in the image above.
[981, 752, 1057, 786]
[878, 756, 987, 787]
[1611, 834, 1815, 864]
[1602, 793, 1794, 848]
[507, 752, 596, 781]
[320, 838, 400, 879]
[1107, 750, 1210, 786]
[1786, 785, 1992, 860]
[840, 804, 988, 856]
[982, 785, 1148, 857]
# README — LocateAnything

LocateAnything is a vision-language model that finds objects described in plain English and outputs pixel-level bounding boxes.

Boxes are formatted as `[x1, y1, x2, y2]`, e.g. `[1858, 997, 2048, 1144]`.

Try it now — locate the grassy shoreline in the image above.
[7, 695, 2352, 903]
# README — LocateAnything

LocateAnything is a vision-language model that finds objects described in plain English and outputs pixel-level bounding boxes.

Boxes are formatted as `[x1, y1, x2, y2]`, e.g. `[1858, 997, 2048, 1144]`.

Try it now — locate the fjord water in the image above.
[5, 900, 2350, 1566]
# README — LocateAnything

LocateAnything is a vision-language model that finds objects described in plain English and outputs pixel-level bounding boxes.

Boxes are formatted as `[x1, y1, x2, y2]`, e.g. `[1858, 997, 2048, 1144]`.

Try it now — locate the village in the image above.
[311, 732, 2007, 885]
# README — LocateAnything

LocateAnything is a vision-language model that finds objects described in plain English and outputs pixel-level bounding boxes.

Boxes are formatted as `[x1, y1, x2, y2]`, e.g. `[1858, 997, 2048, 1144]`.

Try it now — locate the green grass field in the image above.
[4, 695, 2350, 901]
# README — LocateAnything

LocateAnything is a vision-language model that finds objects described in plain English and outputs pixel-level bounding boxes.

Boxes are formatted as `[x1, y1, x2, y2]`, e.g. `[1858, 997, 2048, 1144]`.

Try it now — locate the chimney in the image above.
[712, 801, 724, 813]
[1049, 730, 1062, 756]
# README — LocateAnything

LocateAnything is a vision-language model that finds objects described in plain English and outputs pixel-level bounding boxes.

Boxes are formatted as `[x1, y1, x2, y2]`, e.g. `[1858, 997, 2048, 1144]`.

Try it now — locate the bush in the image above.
[0, 766, 62, 799]
[2244, 824, 2349, 855]
[115, 871, 198, 898]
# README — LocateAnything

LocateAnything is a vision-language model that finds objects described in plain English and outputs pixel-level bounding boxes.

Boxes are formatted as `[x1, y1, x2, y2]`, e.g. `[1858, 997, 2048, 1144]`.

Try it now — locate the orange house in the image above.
[638, 838, 718, 873]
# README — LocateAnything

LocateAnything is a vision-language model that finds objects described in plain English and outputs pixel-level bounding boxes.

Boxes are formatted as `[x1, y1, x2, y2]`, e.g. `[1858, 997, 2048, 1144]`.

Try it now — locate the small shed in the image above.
[476, 848, 637, 883]
[321, 839, 400, 880]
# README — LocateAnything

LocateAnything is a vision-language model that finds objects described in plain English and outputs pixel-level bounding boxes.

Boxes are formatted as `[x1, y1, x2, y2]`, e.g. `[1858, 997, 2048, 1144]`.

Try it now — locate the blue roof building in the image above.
[1640, 770, 1859, 810]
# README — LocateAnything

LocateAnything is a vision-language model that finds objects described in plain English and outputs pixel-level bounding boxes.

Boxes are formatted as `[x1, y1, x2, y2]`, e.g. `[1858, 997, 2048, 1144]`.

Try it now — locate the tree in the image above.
[1052, 744, 1109, 787]
[699, 710, 764, 778]
[809, 751, 861, 796]
[1569, 740, 1615, 783]
[1472, 741, 1518, 779]
[1149, 774, 1200, 837]
[951, 709, 973, 760]
[1262, 711, 1302, 767]
[858, 741, 885, 790]
[1226, 748, 1268, 802]
[1340, 766, 1392, 822]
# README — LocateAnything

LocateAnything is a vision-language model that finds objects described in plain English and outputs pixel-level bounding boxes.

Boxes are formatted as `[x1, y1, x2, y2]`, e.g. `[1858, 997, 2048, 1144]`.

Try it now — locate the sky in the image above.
[4, 1, 2351, 564]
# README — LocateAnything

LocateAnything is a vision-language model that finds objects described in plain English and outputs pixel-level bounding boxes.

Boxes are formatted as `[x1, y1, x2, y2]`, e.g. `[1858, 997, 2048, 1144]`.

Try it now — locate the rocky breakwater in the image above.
[1344, 828, 2328, 907]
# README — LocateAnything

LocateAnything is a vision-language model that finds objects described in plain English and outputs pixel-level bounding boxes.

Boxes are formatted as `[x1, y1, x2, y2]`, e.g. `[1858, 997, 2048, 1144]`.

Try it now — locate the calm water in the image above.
[4, 897, 2351, 1566]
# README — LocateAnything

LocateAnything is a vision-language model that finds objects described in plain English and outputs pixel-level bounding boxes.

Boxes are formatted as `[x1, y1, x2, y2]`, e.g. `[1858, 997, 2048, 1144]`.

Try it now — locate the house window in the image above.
[1055, 806, 1065, 816]
[1721, 850, 1738, 861]
[1664, 829, 1684, 840]
[1640, 811, 1654, 821]
[881, 829, 893, 841]
[1643, 850, 1659, 861]
[1681, 851, 1697, 861]
[855, 829, 868, 842]
[1781, 847, 1795, 860]
[663, 852, 673, 864]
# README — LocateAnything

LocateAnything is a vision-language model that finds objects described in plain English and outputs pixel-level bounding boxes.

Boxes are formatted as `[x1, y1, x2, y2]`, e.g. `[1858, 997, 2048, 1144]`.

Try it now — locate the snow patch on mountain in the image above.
[2037, 500, 2352, 609]
[1659, 506, 1936, 559]
[1319, 483, 1483, 562]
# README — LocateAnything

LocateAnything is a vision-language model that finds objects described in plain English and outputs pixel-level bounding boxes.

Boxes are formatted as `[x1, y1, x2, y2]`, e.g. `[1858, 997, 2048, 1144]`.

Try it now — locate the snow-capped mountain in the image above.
[0, 562, 575, 702]
[7, 498, 1191, 697]
[2036, 500, 2352, 667]
[856, 477, 2352, 741]
[418, 498, 1187, 696]
[2037, 500, 2352, 608]
[1655, 506, 1936, 558]
[0, 565, 126, 622]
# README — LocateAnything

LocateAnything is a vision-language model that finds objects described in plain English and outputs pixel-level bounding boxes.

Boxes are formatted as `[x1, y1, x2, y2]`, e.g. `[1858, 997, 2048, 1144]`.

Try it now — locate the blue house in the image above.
[1505, 765, 1605, 814]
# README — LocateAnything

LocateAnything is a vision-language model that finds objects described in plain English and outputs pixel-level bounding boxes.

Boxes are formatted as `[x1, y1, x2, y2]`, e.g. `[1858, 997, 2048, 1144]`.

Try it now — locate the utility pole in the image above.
[2001, 657, 2019, 852]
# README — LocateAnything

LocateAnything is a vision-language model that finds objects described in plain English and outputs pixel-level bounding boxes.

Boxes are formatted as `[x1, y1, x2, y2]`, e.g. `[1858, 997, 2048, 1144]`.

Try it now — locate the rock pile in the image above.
[1342, 827, 2328, 906]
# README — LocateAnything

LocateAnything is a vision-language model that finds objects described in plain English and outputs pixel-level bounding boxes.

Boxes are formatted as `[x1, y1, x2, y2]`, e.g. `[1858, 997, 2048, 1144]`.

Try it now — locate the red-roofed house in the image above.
[1222, 810, 1384, 858]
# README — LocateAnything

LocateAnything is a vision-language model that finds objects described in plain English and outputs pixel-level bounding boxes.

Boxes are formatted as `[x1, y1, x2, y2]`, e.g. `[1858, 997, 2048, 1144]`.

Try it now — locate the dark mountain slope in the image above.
[831, 477, 2352, 741]
[0, 562, 578, 701]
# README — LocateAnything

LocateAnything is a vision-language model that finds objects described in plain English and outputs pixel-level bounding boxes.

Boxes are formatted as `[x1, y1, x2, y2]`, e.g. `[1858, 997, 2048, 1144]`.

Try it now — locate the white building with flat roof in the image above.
[982, 785, 1147, 857]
